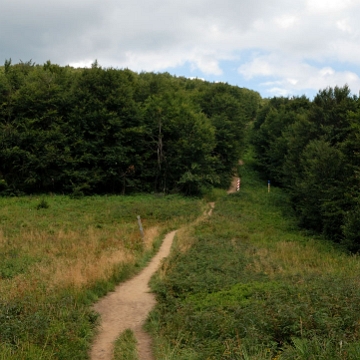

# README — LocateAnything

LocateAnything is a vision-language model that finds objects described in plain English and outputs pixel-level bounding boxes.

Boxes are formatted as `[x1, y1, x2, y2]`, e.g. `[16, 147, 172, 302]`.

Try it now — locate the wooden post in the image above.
[137, 215, 144, 240]
[268, 180, 270, 193]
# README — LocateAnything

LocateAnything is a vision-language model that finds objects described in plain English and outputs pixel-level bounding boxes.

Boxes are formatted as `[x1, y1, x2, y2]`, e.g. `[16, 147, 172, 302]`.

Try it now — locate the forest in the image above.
[0, 59, 260, 196]
[251, 85, 360, 251]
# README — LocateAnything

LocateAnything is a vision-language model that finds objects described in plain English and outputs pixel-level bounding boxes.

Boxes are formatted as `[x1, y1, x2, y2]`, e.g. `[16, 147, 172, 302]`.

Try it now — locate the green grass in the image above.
[147, 157, 360, 359]
[0, 194, 204, 359]
[113, 329, 139, 360]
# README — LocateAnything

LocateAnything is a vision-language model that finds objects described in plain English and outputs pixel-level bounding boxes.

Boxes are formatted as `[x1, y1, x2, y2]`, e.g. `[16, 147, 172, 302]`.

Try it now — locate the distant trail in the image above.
[90, 181, 235, 359]
[227, 177, 239, 194]
[227, 160, 243, 194]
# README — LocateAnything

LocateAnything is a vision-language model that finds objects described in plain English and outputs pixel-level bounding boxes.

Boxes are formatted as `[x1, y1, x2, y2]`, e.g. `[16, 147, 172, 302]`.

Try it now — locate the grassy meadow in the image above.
[3, 155, 360, 360]
[147, 157, 360, 359]
[0, 194, 205, 359]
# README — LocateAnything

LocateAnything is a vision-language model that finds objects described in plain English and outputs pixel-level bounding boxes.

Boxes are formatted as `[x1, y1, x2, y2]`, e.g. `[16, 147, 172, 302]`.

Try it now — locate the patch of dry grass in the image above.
[0, 227, 138, 300]
[0, 195, 203, 301]
[246, 238, 360, 280]
[0, 189, 204, 359]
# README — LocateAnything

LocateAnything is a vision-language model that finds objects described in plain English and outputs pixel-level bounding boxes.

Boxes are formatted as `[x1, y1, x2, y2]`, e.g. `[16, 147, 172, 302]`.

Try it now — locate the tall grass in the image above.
[0, 194, 204, 359]
[147, 157, 360, 359]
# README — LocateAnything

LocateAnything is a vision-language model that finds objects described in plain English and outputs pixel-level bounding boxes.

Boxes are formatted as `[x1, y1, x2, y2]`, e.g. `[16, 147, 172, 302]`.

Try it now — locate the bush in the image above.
[35, 199, 49, 209]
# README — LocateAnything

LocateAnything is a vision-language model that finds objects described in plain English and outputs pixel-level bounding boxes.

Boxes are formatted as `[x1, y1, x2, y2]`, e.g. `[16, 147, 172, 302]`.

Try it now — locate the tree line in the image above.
[251, 85, 360, 251]
[0, 60, 260, 196]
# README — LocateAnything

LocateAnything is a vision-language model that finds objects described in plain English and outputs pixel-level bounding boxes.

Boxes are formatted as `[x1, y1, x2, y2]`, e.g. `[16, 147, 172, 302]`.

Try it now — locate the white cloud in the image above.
[68, 60, 94, 68]
[319, 67, 335, 77]
[269, 87, 290, 96]
[239, 57, 275, 79]
[275, 15, 298, 29]
[336, 19, 353, 34]
[239, 53, 360, 96]
[190, 56, 223, 76]
[287, 78, 299, 85]
[1, 0, 360, 96]
[306, 0, 358, 13]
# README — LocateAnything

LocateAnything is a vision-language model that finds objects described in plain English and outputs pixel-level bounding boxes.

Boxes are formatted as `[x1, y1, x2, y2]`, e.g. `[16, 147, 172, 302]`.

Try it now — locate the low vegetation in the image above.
[0, 194, 204, 359]
[113, 329, 138, 360]
[147, 156, 360, 359]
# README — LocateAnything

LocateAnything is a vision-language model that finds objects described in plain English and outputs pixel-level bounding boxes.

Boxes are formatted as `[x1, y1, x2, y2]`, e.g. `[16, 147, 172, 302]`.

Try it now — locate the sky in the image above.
[2, 0, 360, 99]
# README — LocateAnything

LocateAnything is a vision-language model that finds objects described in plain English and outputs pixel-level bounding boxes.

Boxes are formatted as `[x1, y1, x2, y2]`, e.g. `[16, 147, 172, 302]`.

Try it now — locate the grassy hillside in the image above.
[0, 194, 205, 359]
[148, 155, 360, 359]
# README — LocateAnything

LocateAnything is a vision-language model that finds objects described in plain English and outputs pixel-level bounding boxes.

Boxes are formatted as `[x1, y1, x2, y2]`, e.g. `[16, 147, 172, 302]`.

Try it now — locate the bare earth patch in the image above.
[227, 177, 240, 194]
[90, 230, 176, 360]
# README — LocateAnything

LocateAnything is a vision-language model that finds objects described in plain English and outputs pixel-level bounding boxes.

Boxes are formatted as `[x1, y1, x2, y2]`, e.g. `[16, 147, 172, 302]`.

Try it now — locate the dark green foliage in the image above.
[0, 251, 38, 279]
[251, 86, 360, 251]
[35, 198, 49, 209]
[342, 205, 360, 252]
[0, 60, 260, 196]
[292, 140, 347, 238]
[141, 92, 217, 194]
[197, 83, 260, 188]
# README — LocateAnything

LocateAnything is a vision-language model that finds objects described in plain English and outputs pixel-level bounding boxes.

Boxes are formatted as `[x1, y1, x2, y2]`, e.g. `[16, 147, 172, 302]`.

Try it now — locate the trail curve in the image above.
[90, 230, 176, 360]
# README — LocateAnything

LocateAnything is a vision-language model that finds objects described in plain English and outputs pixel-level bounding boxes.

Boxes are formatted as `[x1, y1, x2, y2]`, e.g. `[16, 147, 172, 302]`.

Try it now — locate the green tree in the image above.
[142, 92, 216, 194]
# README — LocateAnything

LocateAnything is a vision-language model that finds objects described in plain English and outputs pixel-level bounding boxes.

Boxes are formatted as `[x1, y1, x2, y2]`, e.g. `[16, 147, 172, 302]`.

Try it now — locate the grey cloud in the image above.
[0, 0, 302, 65]
[1, 0, 360, 96]
[0, 0, 106, 63]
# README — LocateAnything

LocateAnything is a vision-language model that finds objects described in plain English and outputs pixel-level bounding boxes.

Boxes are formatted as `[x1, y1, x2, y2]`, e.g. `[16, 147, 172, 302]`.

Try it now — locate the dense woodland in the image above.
[0, 60, 260, 196]
[2, 59, 360, 251]
[251, 85, 360, 251]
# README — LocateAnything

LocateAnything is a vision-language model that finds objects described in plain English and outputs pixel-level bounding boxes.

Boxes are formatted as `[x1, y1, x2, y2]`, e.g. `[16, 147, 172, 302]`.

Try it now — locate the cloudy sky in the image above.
[2, 0, 360, 98]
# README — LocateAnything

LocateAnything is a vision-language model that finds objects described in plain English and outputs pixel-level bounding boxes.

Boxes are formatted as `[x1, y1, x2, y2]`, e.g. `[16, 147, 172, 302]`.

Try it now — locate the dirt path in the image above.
[227, 177, 239, 194]
[227, 162, 243, 194]
[90, 230, 177, 360]
[90, 199, 221, 360]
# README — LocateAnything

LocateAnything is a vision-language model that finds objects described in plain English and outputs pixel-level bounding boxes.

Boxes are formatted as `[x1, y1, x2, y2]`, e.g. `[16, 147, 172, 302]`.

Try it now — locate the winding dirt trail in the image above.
[90, 230, 177, 360]
[90, 197, 227, 359]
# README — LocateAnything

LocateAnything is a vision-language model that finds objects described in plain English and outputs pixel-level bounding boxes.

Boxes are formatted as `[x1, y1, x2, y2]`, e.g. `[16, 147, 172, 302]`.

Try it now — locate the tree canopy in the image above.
[0, 60, 260, 196]
[251, 85, 360, 251]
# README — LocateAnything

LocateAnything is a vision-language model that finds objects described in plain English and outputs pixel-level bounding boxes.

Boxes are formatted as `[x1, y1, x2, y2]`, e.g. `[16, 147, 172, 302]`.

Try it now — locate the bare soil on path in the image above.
[90, 230, 177, 360]
[227, 177, 240, 194]
[227, 161, 243, 194]
[90, 195, 229, 359]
